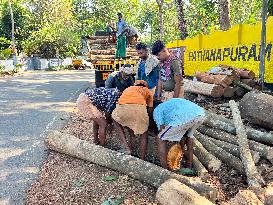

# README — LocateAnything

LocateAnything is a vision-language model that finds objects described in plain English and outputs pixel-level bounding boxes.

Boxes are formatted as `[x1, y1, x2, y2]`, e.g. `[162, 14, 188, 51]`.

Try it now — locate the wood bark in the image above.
[239, 91, 273, 130]
[234, 80, 254, 91]
[206, 135, 260, 164]
[223, 87, 235, 98]
[204, 112, 273, 145]
[229, 100, 265, 187]
[227, 190, 264, 205]
[240, 79, 256, 87]
[198, 125, 273, 161]
[217, 0, 231, 31]
[89, 39, 110, 44]
[195, 72, 234, 87]
[235, 69, 256, 79]
[174, 0, 188, 40]
[184, 79, 224, 97]
[45, 131, 218, 201]
[193, 155, 209, 181]
[234, 87, 246, 97]
[195, 131, 244, 174]
[193, 138, 222, 172]
[156, 179, 214, 205]
[88, 36, 109, 40]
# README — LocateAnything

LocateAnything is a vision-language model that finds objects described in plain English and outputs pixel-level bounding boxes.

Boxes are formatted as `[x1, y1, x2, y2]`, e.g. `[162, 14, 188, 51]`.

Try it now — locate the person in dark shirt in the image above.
[76, 87, 120, 146]
[105, 64, 134, 92]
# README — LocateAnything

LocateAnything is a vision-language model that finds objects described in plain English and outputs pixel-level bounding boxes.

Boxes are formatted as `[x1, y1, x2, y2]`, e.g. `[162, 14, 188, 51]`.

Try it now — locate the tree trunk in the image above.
[193, 138, 222, 172]
[239, 91, 273, 130]
[198, 125, 273, 161]
[174, 0, 188, 40]
[229, 100, 265, 188]
[234, 69, 256, 79]
[217, 0, 231, 31]
[223, 87, 235, 98]
[195, 72, 234, 87]
[206, 135, 260, 164]
[193, 155, 209, 181]
[184, 79, 224, 97]
[8, 0, 17, 66]
[45, 131, 218, 201]
[204, 112, 273, 145]
[156, 179, 215, 205]
[195, 131, 244, 174]
[156, 0, 164, 40]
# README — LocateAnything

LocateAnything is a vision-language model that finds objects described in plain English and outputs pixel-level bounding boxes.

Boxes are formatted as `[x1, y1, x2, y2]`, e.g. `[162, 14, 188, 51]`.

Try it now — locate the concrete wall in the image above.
[0, 58, 73, 71]
[167, 16, 273, 83]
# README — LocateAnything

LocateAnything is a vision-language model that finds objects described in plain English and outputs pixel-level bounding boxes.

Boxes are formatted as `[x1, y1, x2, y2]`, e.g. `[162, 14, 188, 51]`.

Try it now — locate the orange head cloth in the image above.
[135, 80, 148, 88]
[167, 143, 183, 170]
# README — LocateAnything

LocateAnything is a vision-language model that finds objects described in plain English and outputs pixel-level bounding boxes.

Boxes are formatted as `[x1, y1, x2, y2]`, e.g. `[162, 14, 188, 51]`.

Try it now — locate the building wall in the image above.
[167, 17, 273, 83]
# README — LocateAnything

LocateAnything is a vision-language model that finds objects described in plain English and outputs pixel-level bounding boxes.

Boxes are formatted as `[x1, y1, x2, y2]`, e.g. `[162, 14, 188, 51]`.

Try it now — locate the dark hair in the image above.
[135, 83, 146, 87]
[117, 12, 122, 17]
[136, 42, 147, 50]
[152, 40, 165, 55]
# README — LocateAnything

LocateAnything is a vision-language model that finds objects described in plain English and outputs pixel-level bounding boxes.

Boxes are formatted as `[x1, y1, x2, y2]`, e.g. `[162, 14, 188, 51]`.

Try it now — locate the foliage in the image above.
[0, 64, 5, 72]
[0, 48, 11, 60]
[0, 0, 269, 58]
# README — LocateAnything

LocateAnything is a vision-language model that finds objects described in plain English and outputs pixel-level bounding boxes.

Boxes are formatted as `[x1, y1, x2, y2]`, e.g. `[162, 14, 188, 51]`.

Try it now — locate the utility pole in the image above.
[259, 0, 268, 89]
[8, 0, 17, 66]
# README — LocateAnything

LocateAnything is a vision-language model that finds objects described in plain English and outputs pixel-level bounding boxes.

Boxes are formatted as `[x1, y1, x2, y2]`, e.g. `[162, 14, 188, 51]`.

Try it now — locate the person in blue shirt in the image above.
[135, 43, 159, 96]
[153, 98, 206, 173]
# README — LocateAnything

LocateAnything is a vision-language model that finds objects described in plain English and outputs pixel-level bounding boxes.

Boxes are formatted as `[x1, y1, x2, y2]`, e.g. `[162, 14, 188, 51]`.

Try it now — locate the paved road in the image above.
[0, 70, 95, 205]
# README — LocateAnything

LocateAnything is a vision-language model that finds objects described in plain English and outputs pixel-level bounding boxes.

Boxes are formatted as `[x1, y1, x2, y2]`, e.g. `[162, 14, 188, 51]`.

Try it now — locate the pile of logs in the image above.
[184, 65, 260, 98]
[87, 35, 139, 61]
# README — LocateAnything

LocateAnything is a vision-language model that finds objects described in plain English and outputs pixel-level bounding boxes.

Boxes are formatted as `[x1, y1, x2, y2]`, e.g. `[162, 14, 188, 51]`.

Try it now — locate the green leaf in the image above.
[102, 175, 118, 182]
[72, 178, 87, 187]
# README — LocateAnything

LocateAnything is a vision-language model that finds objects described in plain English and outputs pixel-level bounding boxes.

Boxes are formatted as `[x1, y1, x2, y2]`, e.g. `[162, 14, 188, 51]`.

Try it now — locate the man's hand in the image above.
[159, 125, 165, 133]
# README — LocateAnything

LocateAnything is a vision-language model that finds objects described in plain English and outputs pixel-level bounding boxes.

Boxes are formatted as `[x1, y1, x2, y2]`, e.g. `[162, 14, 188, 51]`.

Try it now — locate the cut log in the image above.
[156, 179, 215, 205]
[45, 131, 217, 201]
[193, 155, 209, 181]
[195, 72, 233, 87]
[227, 190, 264, 205]
[241, 79, 256, 87]
[184, 79, 224, 97]
[234, 80, 253, 91]
[89, 39, 110, 44]
[193, 138, 222, 172]
[198, 125, 273, 161]
[239, 91, 273, 130]
[229, 100, 265, 188]
[204, 112, 273, 145]
[223, 87, 235, 98]
[195, 131, 244, 174]
[235, 69, 256, 79]
[88, 36, 109, 40]
[234, 87, 246, 97]
[206, 136, 260, 164]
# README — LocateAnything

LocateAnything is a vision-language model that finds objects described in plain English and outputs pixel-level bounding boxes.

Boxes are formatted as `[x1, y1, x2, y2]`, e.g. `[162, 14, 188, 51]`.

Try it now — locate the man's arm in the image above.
[171, 59, 183, 98]
[173, 75, 182, 98]
[156, 79, 163, 101]
[105, 75, 114, 88]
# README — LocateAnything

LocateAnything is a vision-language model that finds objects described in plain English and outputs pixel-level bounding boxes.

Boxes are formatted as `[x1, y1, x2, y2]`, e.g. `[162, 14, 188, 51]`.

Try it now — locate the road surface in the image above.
[0, 70, 95, 205]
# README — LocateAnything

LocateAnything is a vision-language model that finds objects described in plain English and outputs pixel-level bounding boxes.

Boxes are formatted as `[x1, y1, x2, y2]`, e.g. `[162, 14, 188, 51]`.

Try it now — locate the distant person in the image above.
[135, 42, 159, 96]
[106, 21, 116, 43]
[152, 40, 184, 102]
[153, 98, 205, 174]
[116, 13, 128, 58]
[105, 64, 134, 92]
[76, 87, 120, 146]
[126, 26, 139, 46]
[111, 80, 153, 160]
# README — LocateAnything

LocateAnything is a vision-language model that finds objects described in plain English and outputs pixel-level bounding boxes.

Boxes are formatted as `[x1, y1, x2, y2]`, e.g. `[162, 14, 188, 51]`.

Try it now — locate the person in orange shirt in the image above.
[111, 80, 153, 160]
